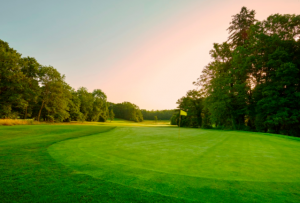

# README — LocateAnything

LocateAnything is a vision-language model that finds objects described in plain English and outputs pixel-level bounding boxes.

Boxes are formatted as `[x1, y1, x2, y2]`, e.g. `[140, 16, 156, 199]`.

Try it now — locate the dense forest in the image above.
[141, 109, 175, 120]
[0, 40, 143, 122]
[175, 7, 300, 136]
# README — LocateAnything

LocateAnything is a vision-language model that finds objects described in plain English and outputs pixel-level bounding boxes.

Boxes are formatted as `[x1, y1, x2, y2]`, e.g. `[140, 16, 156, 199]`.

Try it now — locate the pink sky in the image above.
[95, 0, 300, 110]
[3, 0, 299, 110]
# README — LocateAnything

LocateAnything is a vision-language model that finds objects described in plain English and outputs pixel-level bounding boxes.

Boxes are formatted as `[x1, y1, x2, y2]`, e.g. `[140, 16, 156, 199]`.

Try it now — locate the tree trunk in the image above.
[37, 101, 45, 122]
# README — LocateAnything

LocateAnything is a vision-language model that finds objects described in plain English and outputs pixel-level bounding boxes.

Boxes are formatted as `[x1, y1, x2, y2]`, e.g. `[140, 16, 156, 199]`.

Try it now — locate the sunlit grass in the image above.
[0, 118, 170, 127]
[1, 120, 300, 202]
[110, 118, 170, 126]
[0, 119, 37, 126]
[49, 126, 300, 202]
[63, 118, 171, 127]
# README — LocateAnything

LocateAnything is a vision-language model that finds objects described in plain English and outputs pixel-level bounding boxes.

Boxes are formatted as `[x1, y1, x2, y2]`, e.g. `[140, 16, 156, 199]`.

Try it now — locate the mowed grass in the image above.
[98, 118, 170, 126]
[1, 122, 300, 202]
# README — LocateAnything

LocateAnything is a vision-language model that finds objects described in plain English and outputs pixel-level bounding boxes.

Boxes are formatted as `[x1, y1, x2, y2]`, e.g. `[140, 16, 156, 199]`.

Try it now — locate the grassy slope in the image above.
[0, 124, 188, 203]
[1, 122, 300, 202]
[49, 126, 300, 202]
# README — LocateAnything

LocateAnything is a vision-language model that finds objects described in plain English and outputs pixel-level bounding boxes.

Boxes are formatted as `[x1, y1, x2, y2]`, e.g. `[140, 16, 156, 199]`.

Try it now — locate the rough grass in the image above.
[0, 119, 37, 126]
[1, 122, 300, 202]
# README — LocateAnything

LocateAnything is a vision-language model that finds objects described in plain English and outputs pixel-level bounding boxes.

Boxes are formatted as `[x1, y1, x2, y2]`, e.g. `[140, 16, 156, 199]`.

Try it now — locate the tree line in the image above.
[0, 40, 143, 122]
[109, 102, 143, 122]
[175, 7, 300, 136]
[141, 109, 175, 120]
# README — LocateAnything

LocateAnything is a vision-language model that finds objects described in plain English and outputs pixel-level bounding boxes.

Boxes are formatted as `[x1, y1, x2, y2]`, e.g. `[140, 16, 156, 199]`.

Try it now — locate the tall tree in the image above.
[0, 40, 25, 118]
[193, 8, 300, 135]
[77, 87, 94, 121]
[109, 108, 115, 122]
[68, 89, 83, 121]
[37, 66, 71, 122]
[227, 6, 256, 47]
[19, 57, 40, 119]
[91, 89, 108, 122]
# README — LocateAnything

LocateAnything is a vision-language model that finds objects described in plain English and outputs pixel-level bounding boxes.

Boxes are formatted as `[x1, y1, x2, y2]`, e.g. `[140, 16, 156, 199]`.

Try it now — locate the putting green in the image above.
[48, 126, 300, 200]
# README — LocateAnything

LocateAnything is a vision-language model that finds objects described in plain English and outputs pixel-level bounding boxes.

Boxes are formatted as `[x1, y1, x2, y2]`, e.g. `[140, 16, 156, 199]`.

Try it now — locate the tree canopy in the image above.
[178, 7, 300, 136]
[141, 109, 175, 120]
[0, 39, 143, 122]
[110, 102, 143, 122]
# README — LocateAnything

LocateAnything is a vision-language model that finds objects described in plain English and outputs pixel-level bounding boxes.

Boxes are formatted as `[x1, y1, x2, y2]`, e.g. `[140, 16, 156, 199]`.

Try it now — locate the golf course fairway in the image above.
[48, 126, 300, 202]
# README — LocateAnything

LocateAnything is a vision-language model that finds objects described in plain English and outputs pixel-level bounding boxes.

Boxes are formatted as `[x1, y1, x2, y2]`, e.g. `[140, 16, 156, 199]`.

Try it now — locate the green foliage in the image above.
[77, 87, 94, 121]
[189, 8, 300, 135]
[0, 40, 26, 118]
[141, 109, 175, 120]
[92, 89, 109, 122]
[37, 66, 71, 122]
[176, 90, 205, 128]
[170, 114, 178, 125]
[19, 57, 40, 119]
[68, 89, 83, 121]
[227, 7, 257, 47]
[109, 108, 115, 122]
[112, 102, 143, 122]
[0, 39, 117, 123]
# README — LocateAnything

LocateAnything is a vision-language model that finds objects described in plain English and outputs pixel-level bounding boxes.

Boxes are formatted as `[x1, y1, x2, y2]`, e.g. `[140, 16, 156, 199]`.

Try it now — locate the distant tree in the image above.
[112, 101, 143, 122]
[68, 89, 82, 121]
[109, 109, 115, 122]
[170, 114, 178, 125]
[154, 116, 158, 123]
[92, 89, 108, 122]
[176, 90, 204, 128]
[77, 87, 93, 121]
[141, 109, 175, 120]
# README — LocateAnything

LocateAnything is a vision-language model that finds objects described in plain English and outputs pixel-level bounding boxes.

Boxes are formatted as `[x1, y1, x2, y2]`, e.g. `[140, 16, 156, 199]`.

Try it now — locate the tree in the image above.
[37, 66, 71, 122]
[0, 38, 113, 124]
[170, 114, 178, 125]
[77, 87, 93, 121]
[112, 101, 143, 122]
[192, 8, 300, 135]
[92, 89, 109, 122]
[20, 57, 41, 119]
[227, 6, 256, 47]
[141, 109, 175, 120]
[176, 90, 204, 128]
[154, 116, 158, 123]
[68, 89, 83, 121]
[109, 109, 115, 122]
[0, 40, 25, 118]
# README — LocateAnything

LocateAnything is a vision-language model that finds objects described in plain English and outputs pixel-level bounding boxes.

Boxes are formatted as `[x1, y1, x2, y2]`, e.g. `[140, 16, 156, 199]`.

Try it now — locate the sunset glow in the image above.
[1, 0, 299, 109]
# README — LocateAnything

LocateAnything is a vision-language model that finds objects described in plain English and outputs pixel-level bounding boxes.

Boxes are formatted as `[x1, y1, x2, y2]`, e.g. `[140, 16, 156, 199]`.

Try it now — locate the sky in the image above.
[1, 0, 299, 110]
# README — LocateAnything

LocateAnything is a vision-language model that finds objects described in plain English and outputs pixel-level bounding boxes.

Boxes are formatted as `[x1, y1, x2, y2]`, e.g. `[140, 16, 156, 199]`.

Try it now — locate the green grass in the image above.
[100, 118, 170, 126]
[1, 123, 300, 202]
